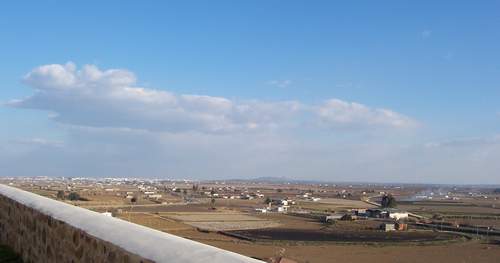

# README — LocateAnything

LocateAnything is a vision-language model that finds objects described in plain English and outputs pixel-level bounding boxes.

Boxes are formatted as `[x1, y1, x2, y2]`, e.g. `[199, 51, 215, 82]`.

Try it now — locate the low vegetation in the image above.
[381, 194, 397, 208]
[0, 245, 22, 263]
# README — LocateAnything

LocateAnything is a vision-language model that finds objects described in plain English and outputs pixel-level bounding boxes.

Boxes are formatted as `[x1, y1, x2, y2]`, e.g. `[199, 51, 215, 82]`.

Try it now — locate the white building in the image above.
[255, 208, 268, 213]
[389, 211, 409, 220]
[276, 206, 289, 213]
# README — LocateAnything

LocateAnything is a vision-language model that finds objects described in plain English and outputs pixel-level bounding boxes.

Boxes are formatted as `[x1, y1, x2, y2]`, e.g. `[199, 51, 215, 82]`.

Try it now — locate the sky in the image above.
[1, 1, 500, 184]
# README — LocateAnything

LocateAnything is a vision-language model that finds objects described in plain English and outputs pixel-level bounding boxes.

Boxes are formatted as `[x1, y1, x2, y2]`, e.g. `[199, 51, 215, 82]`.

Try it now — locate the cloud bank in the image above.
[10, 63, 417, 134]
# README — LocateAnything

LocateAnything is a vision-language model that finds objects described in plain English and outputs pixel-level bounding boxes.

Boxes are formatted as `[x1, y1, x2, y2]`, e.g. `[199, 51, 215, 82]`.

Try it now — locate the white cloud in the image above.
[267, 79, 292, 88]
[316, 99, 418, 129]
[9, 63, 416, 135]
[11, 138, 64, 148]
[425, 135, 500, 148]
[11, 64, 303, 133]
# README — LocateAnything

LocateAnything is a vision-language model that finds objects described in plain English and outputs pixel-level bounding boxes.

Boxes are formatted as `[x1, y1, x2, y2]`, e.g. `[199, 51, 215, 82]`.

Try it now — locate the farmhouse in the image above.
[389, 211, 409, 220]
[367, 208, 409, 220]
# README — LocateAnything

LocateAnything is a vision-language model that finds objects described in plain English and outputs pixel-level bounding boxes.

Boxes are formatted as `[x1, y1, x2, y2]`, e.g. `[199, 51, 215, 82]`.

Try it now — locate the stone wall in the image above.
[0, 194, 150, 263]
[0, 184, 264, 263]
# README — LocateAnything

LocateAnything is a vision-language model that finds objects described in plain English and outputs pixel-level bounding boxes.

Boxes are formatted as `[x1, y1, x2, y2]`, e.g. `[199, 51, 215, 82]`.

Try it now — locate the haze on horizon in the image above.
[1, 1, 500, 184]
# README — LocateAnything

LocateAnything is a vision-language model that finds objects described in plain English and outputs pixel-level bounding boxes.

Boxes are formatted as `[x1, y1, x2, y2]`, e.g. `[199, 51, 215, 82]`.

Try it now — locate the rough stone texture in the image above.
[0, 184, 264, 263]
[0, 194, 154, 263]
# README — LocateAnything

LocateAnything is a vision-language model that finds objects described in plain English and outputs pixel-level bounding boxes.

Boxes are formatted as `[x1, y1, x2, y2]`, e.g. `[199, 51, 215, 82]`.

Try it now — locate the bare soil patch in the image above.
[229, 228, 461, 243]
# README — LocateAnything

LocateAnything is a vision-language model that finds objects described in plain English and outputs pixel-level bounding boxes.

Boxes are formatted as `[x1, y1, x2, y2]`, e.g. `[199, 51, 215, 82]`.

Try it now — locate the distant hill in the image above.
[220, 176, 329, 185]
[251, 176, 291, 183]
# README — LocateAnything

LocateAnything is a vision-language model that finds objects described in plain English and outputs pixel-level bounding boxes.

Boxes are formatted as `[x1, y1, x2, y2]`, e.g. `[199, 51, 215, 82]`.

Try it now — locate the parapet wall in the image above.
[0, 184, 264, 263]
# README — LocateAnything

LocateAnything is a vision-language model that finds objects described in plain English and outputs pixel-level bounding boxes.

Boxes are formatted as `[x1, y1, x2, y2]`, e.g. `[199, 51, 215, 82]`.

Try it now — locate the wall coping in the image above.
[0, 184, 264, 263]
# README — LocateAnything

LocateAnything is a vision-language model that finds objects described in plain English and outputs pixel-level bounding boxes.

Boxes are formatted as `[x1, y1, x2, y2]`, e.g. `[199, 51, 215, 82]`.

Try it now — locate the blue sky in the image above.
[1, 1, 500, 183]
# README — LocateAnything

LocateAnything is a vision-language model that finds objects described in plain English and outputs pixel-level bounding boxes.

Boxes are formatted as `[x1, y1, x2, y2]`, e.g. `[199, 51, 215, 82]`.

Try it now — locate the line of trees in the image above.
[381, 194, 397, 208]
[56, 190, 81, 201]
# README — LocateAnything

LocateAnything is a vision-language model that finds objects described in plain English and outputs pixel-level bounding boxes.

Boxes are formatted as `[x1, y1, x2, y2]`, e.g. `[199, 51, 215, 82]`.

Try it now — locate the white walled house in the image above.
[389, 211, 409, 220]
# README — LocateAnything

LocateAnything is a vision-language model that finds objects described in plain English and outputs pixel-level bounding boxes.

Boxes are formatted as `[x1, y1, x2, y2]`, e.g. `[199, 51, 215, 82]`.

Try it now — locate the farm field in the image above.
[399, 201, 500, 216]
[114, 210, 500, 263]
[298, 198, 376, 210]
[230, 228, 461, 242]
[116, 212, 192, 232]
[204, 239, 500, 263]
[160, 212, 280, 231]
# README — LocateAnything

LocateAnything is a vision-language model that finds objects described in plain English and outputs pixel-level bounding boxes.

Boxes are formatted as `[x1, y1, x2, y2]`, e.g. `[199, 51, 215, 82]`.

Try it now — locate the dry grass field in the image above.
[297, 198, 375, 212]
[399, 200, 500, 216]
[117, 212, 192, 232]
[204, 239, 500, 263]
[160, 212, 280, 231]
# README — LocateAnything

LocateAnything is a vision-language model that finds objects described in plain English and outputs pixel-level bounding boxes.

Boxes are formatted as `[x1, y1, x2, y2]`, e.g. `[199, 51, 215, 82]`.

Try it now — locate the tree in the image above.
[381, 194, 397, 208]
[129, 196, 137, 222]
[56, 190, 65, 200]
[323, 218, 336, 226]
[68, 192, 80, 201]
[182, 189, 188, 195]
[264, 197, 272, 204]
[210, 198, 216, 210]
